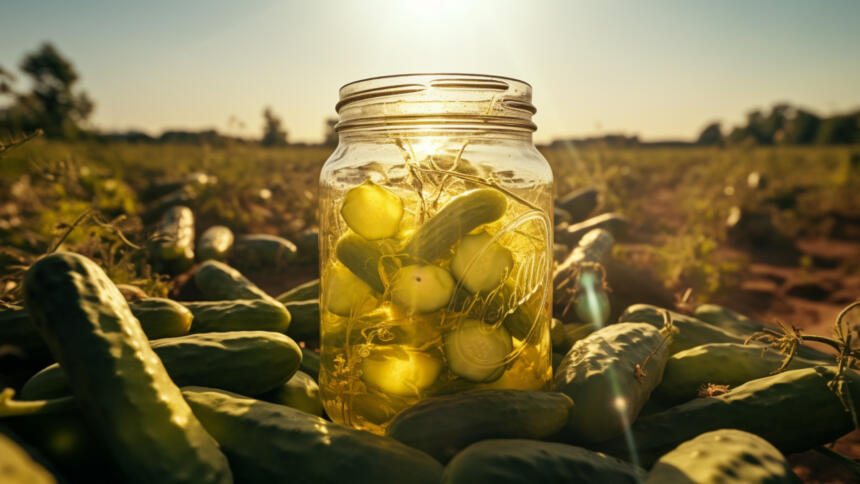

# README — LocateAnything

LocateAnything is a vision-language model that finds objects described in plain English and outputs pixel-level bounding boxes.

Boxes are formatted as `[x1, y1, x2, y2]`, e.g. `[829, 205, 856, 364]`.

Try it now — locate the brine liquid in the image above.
[318, 156, 553, 434]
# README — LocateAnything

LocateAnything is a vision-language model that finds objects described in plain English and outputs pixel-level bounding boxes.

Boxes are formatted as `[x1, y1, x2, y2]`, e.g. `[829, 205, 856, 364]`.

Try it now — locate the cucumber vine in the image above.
[747, 301, 860, 424]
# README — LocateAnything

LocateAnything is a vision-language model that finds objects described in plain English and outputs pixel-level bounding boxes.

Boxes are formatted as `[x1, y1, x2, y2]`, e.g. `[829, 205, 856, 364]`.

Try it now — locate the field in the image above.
[1, 139, 859, 482]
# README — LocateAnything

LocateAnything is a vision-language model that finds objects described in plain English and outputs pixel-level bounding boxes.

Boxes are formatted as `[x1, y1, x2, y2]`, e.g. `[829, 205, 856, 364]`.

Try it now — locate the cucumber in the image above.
[231, 234, 298, 269]
[182, 387, 443, 484]
[151, 205, 195, 273]
[116, 283, 147, 301]
[300, 348, 320, 380]
[295, 228, 320, 264]
[22, 252, 232, 484]
[654, 342, 822, 405]
[284, 299, 320, 342]
[553, 322, 670, 444]
[0, 432, 57, 484]
[405, 188, 507, 262]
[444, 319, 512, 383]
[620, 304, 834, 361]
[360, 347, 442, 397]
[693, 304, 767, 335]
[443, 439, 645, 484]
[194, 260, 273, 301]
[340, 180, 404, 240]
[645, 429, 800, 484]
[556, 212, 628, 246]
[197, 225, 234, 261]
[573, 272, 610, 325]
[185, 299, 291, 334]
[129, 297, 193, 339]
[335, 231, 388, 293]
[276, 278, 320, 304]
[323, 263, 375, 317]
[257, 371, 323, 416]
[619, 304, 746, 354]
[553, 228, 614, 322]
[386, 390, 573, 463]
[450, 231, 513, 293]
[21, 331, 302, 400]
[4, 412, 124, 483]
[557, 187, 599, 222]
[597, 366, 860, 467]
[390, 264, 455, 313]
[550, 318, 567, 351]
[0, 308, 50, 361]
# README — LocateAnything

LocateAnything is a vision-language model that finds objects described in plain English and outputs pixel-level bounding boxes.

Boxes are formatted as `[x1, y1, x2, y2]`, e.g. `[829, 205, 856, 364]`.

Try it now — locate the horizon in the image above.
[2, 0, 859, 143]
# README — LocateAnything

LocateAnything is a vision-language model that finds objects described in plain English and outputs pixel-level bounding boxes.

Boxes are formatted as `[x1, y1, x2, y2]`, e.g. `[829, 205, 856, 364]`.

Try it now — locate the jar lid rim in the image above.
[339, 73, 532, 92]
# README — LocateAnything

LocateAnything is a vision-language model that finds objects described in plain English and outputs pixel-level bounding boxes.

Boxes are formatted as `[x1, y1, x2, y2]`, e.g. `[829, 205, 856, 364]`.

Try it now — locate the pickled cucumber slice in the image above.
[390, 264, 455, 313]
[324, 264, 374, 317]
[361, 348, 442, 397]
[340, 181, 404, 240]
[405, 188, 507, 262]
[450, 231, 514, 293]
[444, 319, 513, 383]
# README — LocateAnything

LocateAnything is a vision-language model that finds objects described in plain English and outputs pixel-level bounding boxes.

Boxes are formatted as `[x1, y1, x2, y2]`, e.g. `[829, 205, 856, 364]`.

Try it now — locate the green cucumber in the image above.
[443, 439, 645, 484]
[386, 390, 573, 463]
[654, 342, 822, 405]
[185, 299, 291, 333]
[550, 318, 567, 351]
[335, 232, 388, 293]
[450, 231, 513, 293]
[300, 348, 320, 380]
[197, 225, 234, 261]
[391, 264, 455, 313]
[151, 205, 195, 272]
[405, 188, 507, 262]
[645, 429, 800, 483]
[0, 308, 50, 360]
[231, 234, 298, 269]
[257, 371, 323, 416]
[557, 187, 600, 222]
[21, 330, 301, 400]
[276, 278, 320, 304]
[556, 212, 629, 246]
[129, 297, 193, 339]
[0, 432, 56, 484]
[573, 272, 610, 325]
[23, 252, 232, 484]
[283, 299, 320, 342]
[693, 303, 767, 335]
[553, 228, 614, 323]
[360, 347, 442, 397]
[620, 304, 834, 361]
[619, 304, 746, 354]
[182, 387, 443, 484]
[340, 180, 404, 240]
[116, 283, 147, 300]
[597, 366, 860, 467]
[323, 263, 375, 317]
[194, 260, 273, 301]
[444, 319, 513, 383]
[553, 322, 670, 444]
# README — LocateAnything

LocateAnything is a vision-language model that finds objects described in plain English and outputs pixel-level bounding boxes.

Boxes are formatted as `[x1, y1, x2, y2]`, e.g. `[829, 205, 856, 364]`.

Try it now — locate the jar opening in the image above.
[335, 73, 537, 133]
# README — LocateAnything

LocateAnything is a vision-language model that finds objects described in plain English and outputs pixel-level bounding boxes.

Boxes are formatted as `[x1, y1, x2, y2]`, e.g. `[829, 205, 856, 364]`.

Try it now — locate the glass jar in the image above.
[318, 73, 554, 433]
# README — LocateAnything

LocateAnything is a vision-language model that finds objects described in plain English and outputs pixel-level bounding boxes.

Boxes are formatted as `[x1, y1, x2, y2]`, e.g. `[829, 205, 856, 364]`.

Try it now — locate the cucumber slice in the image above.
[340, 181, 404, 240]
[444, 319, 513, 383]
[361, 348, 442, 397]
[390, 264, 455, 313]
[324, 264, 374, 317]
[450, 231, 514, 293]
[574, 271, 610, 325]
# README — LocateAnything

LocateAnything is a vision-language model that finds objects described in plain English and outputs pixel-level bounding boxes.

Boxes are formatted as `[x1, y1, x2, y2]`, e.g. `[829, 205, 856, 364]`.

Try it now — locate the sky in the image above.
[2, 0, 859, 144]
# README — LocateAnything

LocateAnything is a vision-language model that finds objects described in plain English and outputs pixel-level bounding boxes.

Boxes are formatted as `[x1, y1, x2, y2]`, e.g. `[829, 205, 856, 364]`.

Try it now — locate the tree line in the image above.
[2, 43, 858, 147]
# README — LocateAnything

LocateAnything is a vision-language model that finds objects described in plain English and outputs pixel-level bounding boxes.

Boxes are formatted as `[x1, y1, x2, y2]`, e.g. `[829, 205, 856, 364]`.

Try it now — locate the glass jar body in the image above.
[318, 129, 554, 434]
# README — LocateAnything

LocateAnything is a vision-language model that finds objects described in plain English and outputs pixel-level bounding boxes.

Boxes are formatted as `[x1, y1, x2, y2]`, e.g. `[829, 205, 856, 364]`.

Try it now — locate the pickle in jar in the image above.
[340, 180, 404, 240]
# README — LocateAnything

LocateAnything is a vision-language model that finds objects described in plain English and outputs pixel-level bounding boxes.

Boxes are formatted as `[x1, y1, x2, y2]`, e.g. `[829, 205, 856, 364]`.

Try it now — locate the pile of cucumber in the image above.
[0, 194, 858, 483]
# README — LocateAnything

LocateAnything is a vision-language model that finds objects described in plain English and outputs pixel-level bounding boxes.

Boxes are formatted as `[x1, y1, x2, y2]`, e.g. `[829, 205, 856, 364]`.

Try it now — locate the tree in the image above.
[323, 117, 338, 146]
[815, 114, 859, 145]
[261, 107, 288, 147]
[782, 108, 821, 145]
[9, 43, 95, 137]
[695, 122, 723, 146]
